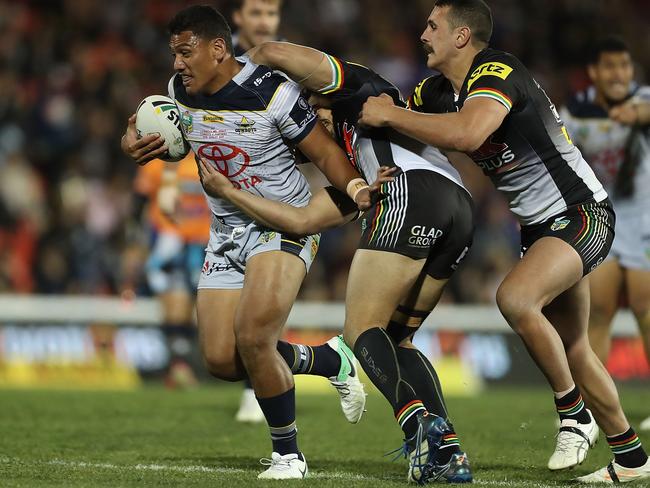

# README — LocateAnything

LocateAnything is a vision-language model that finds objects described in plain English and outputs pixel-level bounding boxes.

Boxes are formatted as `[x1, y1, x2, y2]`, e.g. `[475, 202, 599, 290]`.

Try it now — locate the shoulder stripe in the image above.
[319, 55, 344, 95]
[467, 88, 513, 111]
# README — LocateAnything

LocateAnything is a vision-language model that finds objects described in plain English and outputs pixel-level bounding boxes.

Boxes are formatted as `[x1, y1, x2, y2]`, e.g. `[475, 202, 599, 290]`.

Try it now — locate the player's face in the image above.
[421, 7, 455, 70]
[233, 0, 281, 48]
[589, 51, 634, 103]
[170, 31, 221, 96]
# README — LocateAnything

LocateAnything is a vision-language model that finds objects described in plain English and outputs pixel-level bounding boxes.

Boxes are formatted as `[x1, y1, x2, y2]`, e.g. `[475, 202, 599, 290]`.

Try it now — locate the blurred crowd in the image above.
[0, 0, 648, 301]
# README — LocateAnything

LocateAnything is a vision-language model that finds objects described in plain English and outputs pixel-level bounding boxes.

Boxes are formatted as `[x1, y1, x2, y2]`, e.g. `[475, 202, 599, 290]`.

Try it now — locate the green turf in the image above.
[1, 384, 649, 487]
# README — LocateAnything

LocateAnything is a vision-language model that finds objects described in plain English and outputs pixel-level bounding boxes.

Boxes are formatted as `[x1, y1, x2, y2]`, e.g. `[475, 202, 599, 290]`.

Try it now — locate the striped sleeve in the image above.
[318, 54, 345, 95]
[463, 55, 522, 113]
[466, 87, 513, 111]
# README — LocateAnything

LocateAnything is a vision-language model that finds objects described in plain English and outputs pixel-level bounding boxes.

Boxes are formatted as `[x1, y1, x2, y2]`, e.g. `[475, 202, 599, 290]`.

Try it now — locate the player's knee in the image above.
[202, 355, 242, 382]
[496, 283, 540, 334]
[234, 325, 276, 359]
[590, 300, 617, 327]
[629, 299, 650, 329]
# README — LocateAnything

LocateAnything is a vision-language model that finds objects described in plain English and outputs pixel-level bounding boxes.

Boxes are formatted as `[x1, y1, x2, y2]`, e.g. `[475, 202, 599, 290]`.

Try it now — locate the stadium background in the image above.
[0, 0, 648, 387]
[1, 1, 650, 487]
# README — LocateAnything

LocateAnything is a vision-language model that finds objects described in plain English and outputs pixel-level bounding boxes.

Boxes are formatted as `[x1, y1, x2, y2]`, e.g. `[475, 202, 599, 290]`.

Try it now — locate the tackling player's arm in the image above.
[198, 157, 394, 234]
[247, 42, 336, 93]
[361, 56, 525, 153]
[359, 93, 507, 153]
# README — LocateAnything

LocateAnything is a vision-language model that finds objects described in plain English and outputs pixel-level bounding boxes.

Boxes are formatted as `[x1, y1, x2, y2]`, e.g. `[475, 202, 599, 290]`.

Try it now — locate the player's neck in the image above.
[441, 47, 482, 94]
[204, 56, 243, 95]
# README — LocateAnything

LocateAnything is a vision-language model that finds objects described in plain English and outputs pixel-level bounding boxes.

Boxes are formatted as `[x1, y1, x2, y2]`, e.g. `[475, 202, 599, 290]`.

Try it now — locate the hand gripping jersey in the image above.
[317, 55, 465, 190]
[560, 85, 650, 210]
[410, 48, 607, 226]
[168, 57, 317, 227]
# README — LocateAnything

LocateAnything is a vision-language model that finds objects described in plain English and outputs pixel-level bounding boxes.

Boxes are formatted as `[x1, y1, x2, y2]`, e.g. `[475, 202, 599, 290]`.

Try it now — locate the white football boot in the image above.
[327, 335, 367, 423]
[235, 388, 265, 423]
[575, 457, 650, 484]
[640, 416, 650, 431]
[258, 452, 308, 479]
[548, 409, 599, 470]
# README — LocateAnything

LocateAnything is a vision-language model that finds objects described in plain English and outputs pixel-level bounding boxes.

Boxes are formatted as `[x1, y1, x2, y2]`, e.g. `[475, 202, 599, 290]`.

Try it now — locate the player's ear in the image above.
[455, 26, 471, 49]
[587, 64, 597, 83]
[211, 37, 228, 62]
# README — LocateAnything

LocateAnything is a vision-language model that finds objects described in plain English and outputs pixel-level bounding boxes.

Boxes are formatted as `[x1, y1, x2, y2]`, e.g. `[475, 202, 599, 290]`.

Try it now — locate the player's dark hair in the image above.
[433, 0, 493, 47]
[168, 5, 234, 54]
[233, 0, 283, 10]
[588, 37, 630, 65]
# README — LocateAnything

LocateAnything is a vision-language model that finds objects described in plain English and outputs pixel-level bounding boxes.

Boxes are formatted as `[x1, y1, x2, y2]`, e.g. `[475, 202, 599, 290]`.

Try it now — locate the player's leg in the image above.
[625, 268, 650, 432]
[588, 259, 624, 363]
[626, 268, 650, 368]
[386, 272, 472, 483]
[196, 288, 246, 381]
[234, 250, 308, 478]
[147, 232, 199, 388]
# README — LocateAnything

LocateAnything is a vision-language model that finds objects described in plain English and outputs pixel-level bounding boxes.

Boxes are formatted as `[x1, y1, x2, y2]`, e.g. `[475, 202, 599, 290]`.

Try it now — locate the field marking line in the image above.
[0, 457, 567, 486]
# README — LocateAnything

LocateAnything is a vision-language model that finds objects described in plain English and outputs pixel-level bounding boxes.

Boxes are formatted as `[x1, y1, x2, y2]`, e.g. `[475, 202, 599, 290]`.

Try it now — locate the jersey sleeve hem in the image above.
[466, 88, 513, 112]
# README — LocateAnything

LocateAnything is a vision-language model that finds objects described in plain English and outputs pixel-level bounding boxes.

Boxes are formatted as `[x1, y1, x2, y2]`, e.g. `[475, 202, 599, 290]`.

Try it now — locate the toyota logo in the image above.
[198, 143, 250, 178]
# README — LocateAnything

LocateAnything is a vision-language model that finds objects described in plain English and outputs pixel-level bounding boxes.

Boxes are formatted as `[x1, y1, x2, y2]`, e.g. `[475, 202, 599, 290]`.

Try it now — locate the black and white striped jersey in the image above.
[560, 85, 650, 211]
[168, 57, 317, 227]
[317, 55, 466, 190]
[410, 48, 607, 225]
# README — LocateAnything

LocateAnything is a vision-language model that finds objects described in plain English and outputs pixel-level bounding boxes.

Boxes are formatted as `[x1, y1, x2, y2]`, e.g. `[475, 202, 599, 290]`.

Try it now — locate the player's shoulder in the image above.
[467, 48, 525, 85]
[564, 87, 607, 118]
[633, 84, 650, 101]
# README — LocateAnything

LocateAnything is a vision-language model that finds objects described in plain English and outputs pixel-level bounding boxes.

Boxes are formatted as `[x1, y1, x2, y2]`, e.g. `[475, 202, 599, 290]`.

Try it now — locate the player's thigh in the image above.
[625, 268, 650, 324]
[499, 199, 615, 316]
[196, 288, 241, 370]
[589, 259, 624, 326]
[344, 249, 425, 346]
[498, 237, 584, 317]
[235, 250, 307, 346]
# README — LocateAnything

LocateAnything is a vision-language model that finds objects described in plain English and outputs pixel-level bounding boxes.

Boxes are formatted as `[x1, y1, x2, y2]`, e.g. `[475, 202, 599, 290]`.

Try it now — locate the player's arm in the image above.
[296, 122, 372, 209]
[198, 158, 394, 234]
[359, 93, 507, 153]
[247, 42, 336, 93]
[610, 100, 650, 126]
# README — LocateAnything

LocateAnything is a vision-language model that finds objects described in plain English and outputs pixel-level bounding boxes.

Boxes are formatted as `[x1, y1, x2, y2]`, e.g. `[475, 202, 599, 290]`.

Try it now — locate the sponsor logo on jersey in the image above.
[202, 260, 232, 276]
[181, 111, 193, 135]
[203, 114, 224, 123]
[550, 217, 570, 231]
[235, 116, 257, 134]
[341, 122, 359, 169]
[258, 231, 277, 244]
[198, 143, 262, 190]
[409, 225, 444, 248]
[467, 62, 513, 90]
[471, 136, 519, 174]
[310, 235, 320, 261]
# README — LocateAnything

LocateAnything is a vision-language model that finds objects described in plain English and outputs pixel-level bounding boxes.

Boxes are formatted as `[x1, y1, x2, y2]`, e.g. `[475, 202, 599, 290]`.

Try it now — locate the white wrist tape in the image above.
[346, 178, 369, 202]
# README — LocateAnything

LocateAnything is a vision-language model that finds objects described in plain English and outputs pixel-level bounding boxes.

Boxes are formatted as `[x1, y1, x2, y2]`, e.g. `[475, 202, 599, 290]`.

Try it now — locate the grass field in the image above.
[1, 384, 650, 487]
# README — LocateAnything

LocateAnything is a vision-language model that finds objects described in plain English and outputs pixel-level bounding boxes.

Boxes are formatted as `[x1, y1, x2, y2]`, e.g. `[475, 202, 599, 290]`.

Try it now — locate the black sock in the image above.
[353, 327, 425, 439]
[256, 387, 299, 456]
[607, 427, 648, 468]
[397, 347, 461, 462]
[276, 340, 341, 378]
[554, 385, 591, 424]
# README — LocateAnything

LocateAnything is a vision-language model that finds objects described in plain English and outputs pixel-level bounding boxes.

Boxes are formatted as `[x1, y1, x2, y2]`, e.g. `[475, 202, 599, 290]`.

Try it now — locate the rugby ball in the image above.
[135, 95, 190, 162]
